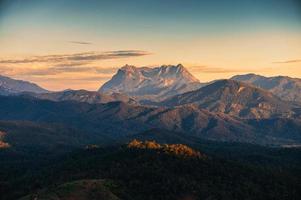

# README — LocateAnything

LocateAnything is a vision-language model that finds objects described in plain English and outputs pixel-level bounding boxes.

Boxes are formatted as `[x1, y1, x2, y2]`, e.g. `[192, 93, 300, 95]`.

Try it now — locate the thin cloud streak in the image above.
[0, 50, 151, 64]
[0, 66, 117, 76]
[68, 41, 93, 45]
[29, 75, 112, 82]
[273, 59, 301, 64]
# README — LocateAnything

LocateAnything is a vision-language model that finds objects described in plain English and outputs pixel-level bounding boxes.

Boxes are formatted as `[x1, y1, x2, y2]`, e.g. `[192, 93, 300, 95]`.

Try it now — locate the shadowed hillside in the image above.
[7, 141, 301, 200]
[19, 180, 120, 200]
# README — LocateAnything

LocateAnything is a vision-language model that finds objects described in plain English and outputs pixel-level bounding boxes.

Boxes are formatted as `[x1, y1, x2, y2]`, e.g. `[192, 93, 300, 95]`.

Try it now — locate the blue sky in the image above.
[1, 0, 300, 35]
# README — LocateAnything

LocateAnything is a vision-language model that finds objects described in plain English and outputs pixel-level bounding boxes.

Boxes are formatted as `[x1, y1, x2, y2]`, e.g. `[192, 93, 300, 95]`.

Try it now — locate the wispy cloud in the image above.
[0, 65, 118, 77]
[273, 59, 301, 64]
[68, 41, 93, 45]
[0, 50, 150, 90]
[28, 75, 112, 82]
[0, 50, 151, 64]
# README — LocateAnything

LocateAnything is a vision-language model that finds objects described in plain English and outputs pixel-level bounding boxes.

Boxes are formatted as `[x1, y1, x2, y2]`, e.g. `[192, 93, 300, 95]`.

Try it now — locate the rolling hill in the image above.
[19, 180, 120, 200]
[0, 120, 108, 154]
[12, 142, 301, 200]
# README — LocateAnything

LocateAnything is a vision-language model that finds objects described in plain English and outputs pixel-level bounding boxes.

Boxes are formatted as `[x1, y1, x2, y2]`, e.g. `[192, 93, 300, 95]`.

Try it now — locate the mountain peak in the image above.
[160, 63, 183, 69]
[175, 63, 186, 72]
[120, 64, 137, 71]
[0, 75, 48, 95]
[99, 64, 202, 101]
[231, 73, 267, 81]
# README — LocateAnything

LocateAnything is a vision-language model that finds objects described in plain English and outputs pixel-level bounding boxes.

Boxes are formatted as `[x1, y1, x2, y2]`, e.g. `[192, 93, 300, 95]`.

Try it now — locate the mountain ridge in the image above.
[0, 95, 300, 145]
[231, 73, 301, 102]
[24, 89, 137, 105]
[160, 79, 298, 119]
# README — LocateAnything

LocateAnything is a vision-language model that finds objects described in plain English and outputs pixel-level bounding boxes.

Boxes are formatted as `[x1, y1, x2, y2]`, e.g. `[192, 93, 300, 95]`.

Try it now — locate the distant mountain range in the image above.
[0, 95, 300, 145]
[0, 65, 301, 146]
[99, 64, 203, 101]
[231, 74, 301, 102]
[0, 75, 48, 95]
[3, 66, 301, 105]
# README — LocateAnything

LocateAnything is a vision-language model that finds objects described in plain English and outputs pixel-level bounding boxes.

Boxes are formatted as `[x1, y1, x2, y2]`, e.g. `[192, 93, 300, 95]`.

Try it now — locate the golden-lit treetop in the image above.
[128, 139, 205, 158]
[0, 141, 10, 149]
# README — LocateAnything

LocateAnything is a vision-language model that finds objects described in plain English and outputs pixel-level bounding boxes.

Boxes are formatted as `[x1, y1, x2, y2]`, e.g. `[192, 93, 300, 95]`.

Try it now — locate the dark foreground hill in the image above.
[0, 120, 109, 156]
[19, 179, 120, 200]
[7, 141, 301, 200]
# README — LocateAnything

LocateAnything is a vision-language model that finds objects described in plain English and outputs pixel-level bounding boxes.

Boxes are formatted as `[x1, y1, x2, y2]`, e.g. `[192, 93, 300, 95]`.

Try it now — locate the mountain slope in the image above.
[231, 74, 301, 102]
[19, 180, 120, 200]
[99, 64, 202, 101]
[160, 79, 297, 119]
[0, 75, 48, 95]
[0, 95, 251, 141]
[0, 120, 108, 154]
[0, 95, 300, 145]
[26, 89, 137, 104]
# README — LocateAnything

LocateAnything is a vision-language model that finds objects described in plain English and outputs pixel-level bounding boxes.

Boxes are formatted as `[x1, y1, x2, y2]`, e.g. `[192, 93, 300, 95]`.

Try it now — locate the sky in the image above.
[0, 0, 300, 91]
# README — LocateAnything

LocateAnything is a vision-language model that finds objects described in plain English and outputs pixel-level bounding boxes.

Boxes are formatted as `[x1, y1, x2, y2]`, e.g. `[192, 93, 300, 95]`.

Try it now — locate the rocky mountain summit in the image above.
[99, 64, 202, 101]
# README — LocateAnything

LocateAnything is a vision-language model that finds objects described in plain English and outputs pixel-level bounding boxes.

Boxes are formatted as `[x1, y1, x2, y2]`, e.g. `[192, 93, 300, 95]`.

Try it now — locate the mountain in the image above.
[231, 74, 301, 102]
[99, 64, 202, 101]
[0, 95, 300, 145]
[0, 75, 48, 95]
[26, 89, 137, 104]
[160, 79, 298, 119]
